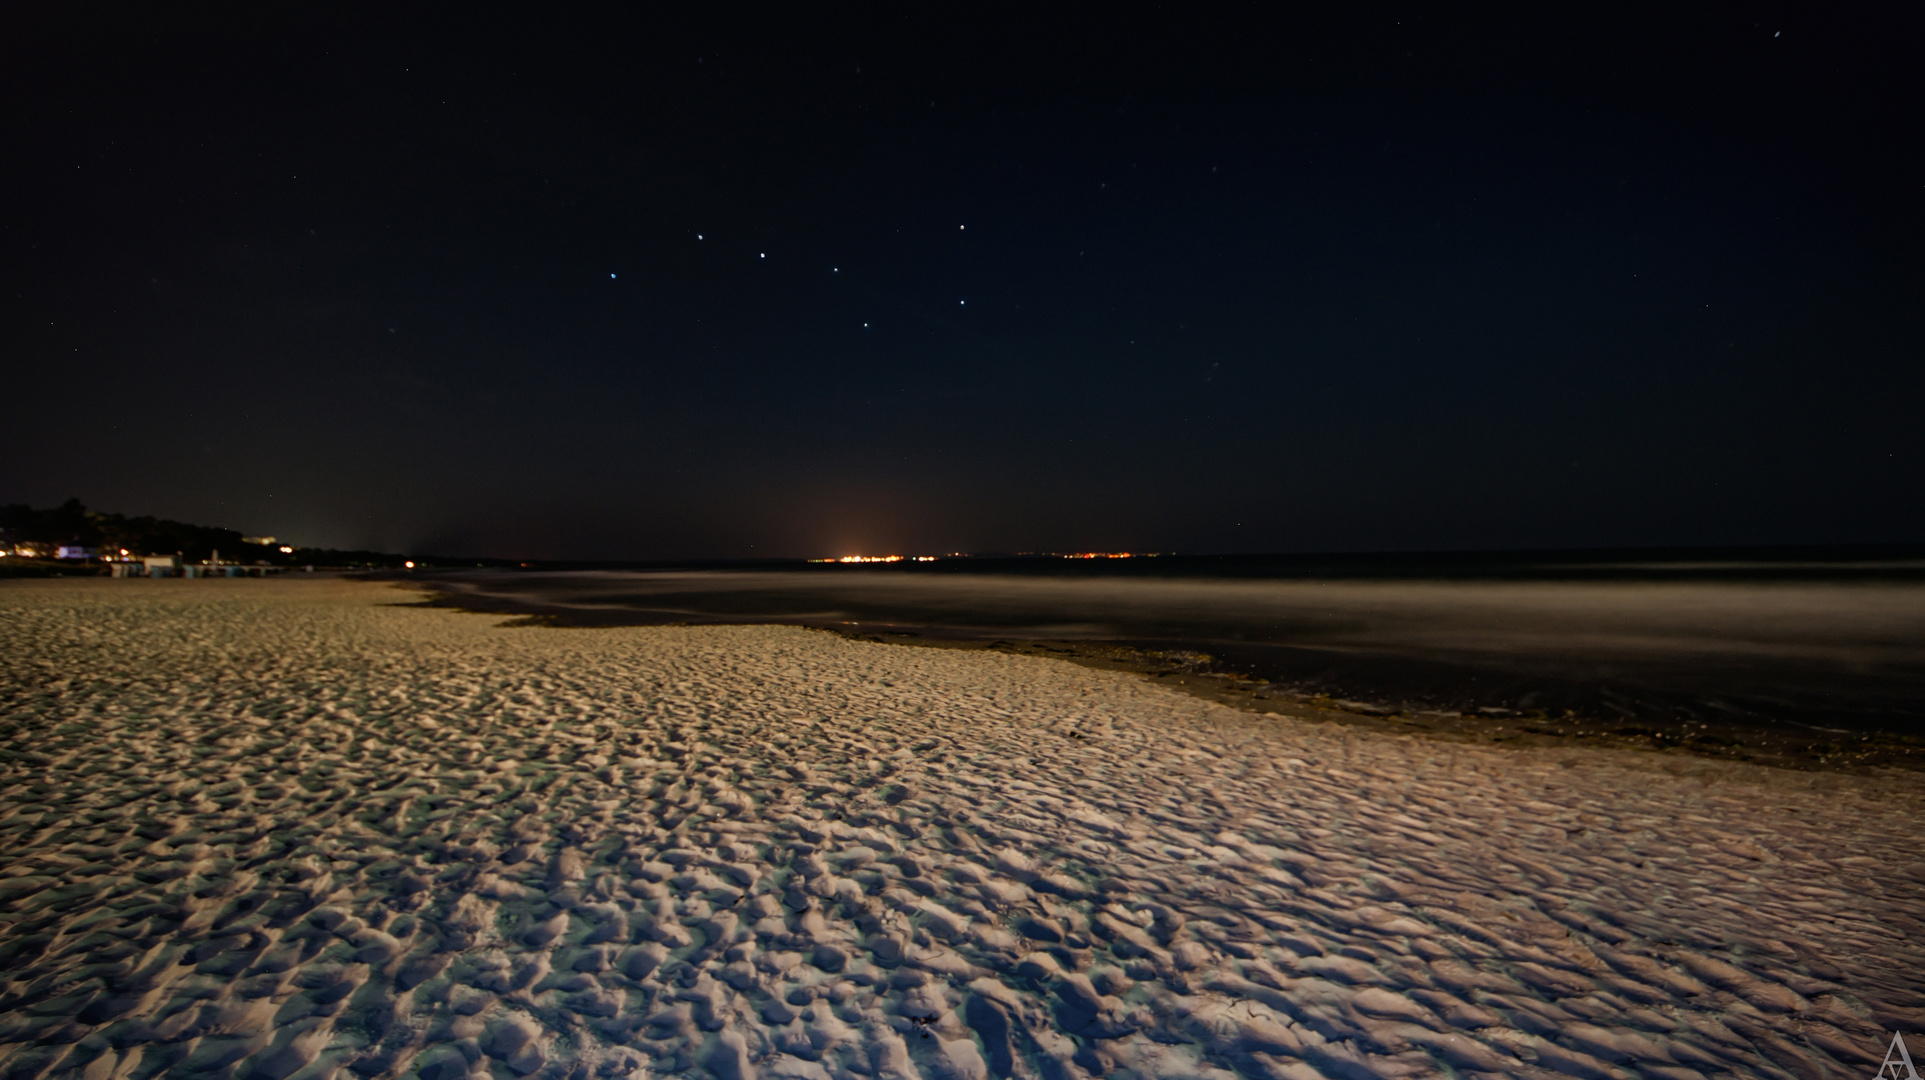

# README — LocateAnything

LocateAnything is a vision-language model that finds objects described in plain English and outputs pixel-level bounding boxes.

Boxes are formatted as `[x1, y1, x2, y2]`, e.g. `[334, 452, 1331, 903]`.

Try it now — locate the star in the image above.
[609, 273, 616, 279]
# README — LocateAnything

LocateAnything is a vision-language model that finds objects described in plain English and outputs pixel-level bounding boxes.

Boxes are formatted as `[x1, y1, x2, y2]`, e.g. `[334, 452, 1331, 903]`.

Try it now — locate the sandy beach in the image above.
[0, 578, 1919, 1080]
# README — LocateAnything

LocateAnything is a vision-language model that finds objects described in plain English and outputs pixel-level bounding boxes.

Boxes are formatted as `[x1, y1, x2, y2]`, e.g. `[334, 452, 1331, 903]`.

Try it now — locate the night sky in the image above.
[5, 7, 1920, 560]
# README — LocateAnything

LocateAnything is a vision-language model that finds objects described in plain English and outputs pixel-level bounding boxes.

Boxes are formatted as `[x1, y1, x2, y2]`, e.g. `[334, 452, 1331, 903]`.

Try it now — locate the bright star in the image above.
[609, 273, 616, 279]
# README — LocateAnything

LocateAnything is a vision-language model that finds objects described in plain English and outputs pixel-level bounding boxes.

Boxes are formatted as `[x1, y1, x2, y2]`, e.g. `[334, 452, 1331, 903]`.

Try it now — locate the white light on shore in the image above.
[404, 561, 415, 569]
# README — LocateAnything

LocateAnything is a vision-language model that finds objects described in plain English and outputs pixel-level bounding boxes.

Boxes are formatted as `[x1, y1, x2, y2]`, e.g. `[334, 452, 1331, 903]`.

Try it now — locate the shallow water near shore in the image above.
[410, 552, 1925, 771]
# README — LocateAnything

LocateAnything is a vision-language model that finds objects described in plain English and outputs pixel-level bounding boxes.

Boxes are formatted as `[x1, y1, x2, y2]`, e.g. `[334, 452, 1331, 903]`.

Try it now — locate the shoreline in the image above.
[395, 579, 1925, 778]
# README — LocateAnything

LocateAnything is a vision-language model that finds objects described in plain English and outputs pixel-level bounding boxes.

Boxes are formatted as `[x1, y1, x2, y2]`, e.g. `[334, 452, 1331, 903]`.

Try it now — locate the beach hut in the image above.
[142, 555, 179, 578]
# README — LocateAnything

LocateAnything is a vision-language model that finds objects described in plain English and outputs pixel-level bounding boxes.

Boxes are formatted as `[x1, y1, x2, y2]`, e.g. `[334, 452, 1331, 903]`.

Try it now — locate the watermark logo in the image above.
[1877, 1033, 1918, 1080]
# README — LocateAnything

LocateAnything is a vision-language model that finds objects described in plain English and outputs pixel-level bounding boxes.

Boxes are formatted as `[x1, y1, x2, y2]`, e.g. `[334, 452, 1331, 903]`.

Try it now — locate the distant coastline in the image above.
[0, 498, 515, 574]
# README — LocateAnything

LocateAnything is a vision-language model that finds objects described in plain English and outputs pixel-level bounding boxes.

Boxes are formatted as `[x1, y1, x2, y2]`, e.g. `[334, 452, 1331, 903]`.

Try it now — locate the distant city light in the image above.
[803, 554, 944, 564]
[404, 560, 415, 569]
[279, 546, 294, 553]
[1064, 552, 1136, 559]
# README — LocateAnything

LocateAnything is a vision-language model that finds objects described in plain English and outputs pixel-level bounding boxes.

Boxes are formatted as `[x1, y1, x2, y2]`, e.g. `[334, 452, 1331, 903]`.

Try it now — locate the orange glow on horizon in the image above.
[806, 554, 946, 564]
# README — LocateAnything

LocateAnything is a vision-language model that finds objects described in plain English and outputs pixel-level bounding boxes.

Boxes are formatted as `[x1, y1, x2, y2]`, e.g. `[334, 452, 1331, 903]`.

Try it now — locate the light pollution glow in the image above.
[807, 552, 1147, 564]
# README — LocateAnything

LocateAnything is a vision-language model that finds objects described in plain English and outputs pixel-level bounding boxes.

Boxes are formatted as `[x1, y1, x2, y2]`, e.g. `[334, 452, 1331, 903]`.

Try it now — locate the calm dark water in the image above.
[413, 550, 1925, 737]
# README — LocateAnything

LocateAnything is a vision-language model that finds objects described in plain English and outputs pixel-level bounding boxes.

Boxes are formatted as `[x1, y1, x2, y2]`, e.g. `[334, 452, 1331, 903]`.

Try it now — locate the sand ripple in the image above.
[0, 580, 1919, 1080]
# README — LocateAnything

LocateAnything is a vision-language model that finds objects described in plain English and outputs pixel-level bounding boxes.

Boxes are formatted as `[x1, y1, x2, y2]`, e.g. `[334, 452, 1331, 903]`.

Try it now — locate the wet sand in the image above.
[1, 578, 1920, 1080]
